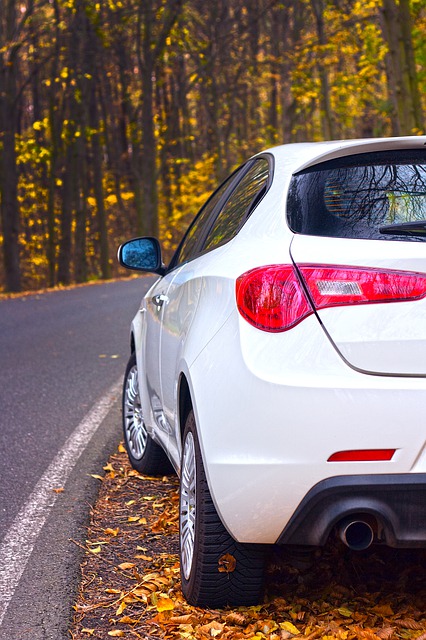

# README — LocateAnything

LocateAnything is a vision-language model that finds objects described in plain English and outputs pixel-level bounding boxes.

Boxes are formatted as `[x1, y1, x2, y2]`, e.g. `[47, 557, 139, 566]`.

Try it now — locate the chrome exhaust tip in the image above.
[338, 518, 374, 551]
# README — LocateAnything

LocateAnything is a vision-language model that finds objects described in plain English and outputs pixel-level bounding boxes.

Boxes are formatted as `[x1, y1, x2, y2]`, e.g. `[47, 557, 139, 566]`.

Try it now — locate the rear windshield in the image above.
[287, 149, 426, 242]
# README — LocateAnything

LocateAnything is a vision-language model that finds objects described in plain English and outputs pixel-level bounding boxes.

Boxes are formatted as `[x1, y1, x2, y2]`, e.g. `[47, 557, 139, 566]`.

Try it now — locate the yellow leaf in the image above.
[90, 474, 103, 481]
[105, 528, 119, 536]
[52, 487, 64, 493]
[82, 630, 95, 636]
[135, 554, 152, 561]
[118, 562, 135, 570]
[116, 601, 126, 616]
[128, 516, 139, 522]
[280, 621, 300, 635]
[118, 443, 126, 453]
[338, 607, 353, 618]
[119, 615, 139, 624]
[89, 546, 102, 554]
[156, 597, 175, 612]
[103, 463, 115, 472]
[107, 631, 125, 637]
[125, 499, 135, 506]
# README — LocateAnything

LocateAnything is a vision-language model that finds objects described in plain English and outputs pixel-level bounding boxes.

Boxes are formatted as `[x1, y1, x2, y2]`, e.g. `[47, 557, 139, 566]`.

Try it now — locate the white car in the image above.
[118, 137, 426, 608]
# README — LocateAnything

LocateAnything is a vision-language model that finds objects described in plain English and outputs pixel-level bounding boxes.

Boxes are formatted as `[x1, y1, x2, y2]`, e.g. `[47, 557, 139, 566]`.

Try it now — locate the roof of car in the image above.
[263, 136, 426, 176]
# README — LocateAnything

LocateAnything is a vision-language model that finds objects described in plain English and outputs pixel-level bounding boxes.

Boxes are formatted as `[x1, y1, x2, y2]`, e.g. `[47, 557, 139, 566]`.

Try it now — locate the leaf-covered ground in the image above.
[70, 445, 426, 640]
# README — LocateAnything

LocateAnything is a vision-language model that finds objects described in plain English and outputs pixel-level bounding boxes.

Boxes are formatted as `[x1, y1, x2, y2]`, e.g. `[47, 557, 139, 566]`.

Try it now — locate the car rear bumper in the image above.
[277, 473, 426, 548]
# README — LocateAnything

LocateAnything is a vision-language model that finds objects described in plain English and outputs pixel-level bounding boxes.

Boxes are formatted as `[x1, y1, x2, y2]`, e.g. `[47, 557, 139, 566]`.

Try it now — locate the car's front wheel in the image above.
[179, 410, 266, 607]
[122, 352, 172, 476]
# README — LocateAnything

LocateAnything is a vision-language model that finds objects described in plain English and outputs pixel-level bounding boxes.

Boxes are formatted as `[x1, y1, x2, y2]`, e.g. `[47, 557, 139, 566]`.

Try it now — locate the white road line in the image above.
[0, 379, 121, 627]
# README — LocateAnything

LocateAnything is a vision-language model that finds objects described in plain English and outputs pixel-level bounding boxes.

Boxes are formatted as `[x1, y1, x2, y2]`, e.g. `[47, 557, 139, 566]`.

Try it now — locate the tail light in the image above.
[236, 264, 426, 332]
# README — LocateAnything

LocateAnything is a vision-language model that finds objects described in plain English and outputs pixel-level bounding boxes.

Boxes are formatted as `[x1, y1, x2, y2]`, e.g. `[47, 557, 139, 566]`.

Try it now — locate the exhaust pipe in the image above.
[338, 518, 374, 551]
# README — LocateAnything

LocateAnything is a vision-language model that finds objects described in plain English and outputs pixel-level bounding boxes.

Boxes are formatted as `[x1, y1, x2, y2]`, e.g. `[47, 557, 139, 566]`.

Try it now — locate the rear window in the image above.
[287, 149, 426, 242]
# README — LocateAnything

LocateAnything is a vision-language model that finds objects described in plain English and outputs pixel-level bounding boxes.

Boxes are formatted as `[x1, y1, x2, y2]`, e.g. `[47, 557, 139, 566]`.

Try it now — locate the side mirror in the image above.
[117, 237, 165, 274]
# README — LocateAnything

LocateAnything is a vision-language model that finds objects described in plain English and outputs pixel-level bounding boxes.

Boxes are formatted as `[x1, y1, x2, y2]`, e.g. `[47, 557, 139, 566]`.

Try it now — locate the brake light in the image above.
[236, 264, 426, 332]
[236, 265, 312, 331]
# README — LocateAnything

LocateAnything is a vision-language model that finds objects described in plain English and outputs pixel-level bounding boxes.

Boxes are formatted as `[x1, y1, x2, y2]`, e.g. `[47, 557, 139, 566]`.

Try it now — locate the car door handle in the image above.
[151, 294, 168, 309]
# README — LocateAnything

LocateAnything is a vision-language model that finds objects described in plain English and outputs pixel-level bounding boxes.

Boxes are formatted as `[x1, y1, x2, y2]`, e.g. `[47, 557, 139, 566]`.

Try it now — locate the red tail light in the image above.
[328, 449, 396, 462]
[236, 264, 426, 332]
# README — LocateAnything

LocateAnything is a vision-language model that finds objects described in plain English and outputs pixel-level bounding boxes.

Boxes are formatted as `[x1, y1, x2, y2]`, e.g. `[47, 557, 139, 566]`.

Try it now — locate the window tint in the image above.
[287, 150, 426, 242]
[173, 173, 236, 267]
[202, 158, 270, 252]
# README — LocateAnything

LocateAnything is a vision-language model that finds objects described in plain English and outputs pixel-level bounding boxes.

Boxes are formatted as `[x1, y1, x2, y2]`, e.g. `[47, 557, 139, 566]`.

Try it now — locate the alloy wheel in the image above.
[123, 364, 147, 460]
[180, 431, 196, 580]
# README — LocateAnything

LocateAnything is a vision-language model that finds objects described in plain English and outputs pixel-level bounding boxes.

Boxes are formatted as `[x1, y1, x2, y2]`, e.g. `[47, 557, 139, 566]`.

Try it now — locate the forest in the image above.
[0, 0, 425, 293]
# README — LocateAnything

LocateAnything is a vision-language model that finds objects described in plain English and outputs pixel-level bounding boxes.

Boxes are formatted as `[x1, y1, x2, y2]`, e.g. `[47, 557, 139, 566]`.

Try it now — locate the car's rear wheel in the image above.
[179, 410, 266, 607]
[122, 352, 172, 475]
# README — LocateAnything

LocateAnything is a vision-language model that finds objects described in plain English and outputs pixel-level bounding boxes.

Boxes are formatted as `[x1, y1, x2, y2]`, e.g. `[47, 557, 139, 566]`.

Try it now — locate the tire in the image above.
[122, 352, 173, 476]
[179, 410, 266, 607]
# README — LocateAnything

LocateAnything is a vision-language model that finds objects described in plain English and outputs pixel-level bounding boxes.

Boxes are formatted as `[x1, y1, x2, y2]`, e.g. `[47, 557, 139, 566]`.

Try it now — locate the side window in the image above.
[202, 158, 270, 252]
[172, 171, 240, 267]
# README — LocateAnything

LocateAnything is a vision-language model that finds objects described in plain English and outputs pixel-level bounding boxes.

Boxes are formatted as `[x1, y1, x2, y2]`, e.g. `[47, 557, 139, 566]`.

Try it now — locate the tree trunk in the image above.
[90, 83, 110, 280]
[310, 0, 335, 140]
[0, 1, 22, 292]
[380, 0, 423, 135]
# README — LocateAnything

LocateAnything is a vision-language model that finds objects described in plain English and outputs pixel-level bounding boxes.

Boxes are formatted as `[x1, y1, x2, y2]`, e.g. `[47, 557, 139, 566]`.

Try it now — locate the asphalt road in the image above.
[0, 276, 155, 639]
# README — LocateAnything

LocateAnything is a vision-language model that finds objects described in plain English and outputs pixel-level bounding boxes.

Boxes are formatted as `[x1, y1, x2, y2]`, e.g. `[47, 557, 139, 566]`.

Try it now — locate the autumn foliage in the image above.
[1, 0, 426, 292]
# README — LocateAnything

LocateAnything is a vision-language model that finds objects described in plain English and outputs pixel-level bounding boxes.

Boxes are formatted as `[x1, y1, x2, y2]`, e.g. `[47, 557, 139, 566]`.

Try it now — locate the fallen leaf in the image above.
[156, 596, 175, 612]
[119, 615, 139, 624]
[90, 474, 103, 481]
[105, 528, 119, 536]
[107, 631, 125, 637]
[118, 443, 126, 453]
[169, 614, 196, 624]
[225, 612, 246, 626]
[89, 546, 102, 554]
[198, 621, 224, 636]
[218, 553, 236, 573]
[117, 562, 135, 570]
[116, 601, 126, 615]
[280, 621, 301, 635]
[371, 604, 394, 617]
[82, 629, 95, 636]
[52, 487, 64, 493]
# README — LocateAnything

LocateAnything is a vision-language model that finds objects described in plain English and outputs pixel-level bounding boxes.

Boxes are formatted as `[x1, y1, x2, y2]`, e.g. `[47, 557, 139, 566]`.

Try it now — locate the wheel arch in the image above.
[178, 373, 193, 443]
